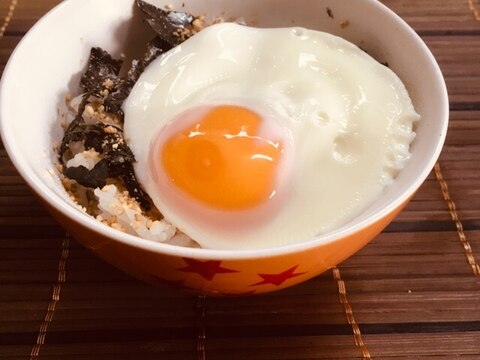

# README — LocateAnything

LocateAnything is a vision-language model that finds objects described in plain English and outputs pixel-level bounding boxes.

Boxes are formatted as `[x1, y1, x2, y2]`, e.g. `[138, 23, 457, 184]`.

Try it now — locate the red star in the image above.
[177, 258, 239, 281]
[251, 265, 306, 287]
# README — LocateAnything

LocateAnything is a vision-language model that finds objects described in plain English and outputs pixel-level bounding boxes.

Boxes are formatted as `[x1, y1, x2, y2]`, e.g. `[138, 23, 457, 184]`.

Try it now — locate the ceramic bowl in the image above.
[0, 0, 448, 295]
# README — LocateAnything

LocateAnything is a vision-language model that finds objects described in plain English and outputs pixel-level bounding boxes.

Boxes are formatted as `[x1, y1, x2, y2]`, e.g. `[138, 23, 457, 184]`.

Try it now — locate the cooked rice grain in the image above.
[94, 184, 177, 242]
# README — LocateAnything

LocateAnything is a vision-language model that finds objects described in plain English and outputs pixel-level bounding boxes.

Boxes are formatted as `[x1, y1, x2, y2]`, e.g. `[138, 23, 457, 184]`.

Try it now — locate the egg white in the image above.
[124, 23, 419, 250]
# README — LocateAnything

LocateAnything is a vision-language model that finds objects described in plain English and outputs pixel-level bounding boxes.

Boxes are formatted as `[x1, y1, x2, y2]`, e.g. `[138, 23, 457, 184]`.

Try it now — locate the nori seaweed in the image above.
[102, 0, 195, 116]
[98, 1, 195, 118]
[60, 109, 151, 209]
[135, 0, 194, 46]
[64, 160, 109, 189]
[60, 0, 196, 210]
[80, 48, 123, 98]
[103, 37, 172, 118]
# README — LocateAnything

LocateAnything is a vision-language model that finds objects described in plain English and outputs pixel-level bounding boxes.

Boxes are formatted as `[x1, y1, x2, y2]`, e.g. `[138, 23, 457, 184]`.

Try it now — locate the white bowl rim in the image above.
[0, 0, 449, 260]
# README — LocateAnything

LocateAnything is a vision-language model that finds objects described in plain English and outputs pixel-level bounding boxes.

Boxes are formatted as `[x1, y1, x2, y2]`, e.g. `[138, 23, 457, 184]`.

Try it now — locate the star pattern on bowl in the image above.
[176, 258, 239, 280]
[149, 259, 309, 294]
[250, 265, 306, 287]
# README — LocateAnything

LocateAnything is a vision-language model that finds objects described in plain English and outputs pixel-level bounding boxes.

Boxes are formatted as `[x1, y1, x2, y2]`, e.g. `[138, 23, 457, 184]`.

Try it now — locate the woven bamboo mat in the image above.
[1, 0, 480, 359]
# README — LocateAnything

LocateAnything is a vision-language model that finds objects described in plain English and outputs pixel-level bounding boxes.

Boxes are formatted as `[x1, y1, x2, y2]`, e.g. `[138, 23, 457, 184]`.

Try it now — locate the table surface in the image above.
[1, 0, 480, 359]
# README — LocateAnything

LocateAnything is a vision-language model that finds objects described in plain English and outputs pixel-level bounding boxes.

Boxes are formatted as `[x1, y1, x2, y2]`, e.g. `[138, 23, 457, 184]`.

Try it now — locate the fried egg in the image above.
[124, 23, 419, 250]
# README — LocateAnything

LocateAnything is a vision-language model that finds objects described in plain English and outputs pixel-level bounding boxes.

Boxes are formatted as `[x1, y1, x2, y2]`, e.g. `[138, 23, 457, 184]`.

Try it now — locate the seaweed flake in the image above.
[102, 89, 128, 120]
[100, 1, 194, 118]
[60, 0, 197, 211]
[80, 48, 123, 98]
[60, 93, 112, 155]
[64, 160, 109, 189]
[118, 164, 152, 209]
[103, 37, 172, 118]
[135, 0, 194, 46]
[60, 122, 105, 155]
[60, 116, 151, 209]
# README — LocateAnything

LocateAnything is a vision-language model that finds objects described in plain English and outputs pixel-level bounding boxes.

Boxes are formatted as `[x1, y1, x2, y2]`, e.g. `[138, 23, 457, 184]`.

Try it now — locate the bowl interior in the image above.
[0, 0, 448, 256]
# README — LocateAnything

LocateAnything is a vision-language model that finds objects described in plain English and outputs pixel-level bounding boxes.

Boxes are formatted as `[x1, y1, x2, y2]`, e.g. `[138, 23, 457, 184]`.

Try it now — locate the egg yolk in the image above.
[160, 105, 283, 210]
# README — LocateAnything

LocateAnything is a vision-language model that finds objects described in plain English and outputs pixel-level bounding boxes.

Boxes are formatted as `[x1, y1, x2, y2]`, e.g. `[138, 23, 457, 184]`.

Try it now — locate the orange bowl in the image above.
[0, 0, 448, 295]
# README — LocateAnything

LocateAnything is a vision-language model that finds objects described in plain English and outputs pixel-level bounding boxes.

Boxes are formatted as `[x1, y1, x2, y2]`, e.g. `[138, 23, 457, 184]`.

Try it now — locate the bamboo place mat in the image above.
[1, 0, 480, 359]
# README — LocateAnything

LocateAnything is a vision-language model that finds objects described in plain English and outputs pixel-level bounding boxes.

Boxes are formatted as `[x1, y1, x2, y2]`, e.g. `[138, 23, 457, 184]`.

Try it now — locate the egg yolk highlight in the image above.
[160, 105, 283, 210]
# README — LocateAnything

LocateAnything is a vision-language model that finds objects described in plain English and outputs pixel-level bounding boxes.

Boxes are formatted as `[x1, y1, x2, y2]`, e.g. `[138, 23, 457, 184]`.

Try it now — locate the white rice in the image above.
[94, 184, 198, 247]
[66, 149, 102, 170]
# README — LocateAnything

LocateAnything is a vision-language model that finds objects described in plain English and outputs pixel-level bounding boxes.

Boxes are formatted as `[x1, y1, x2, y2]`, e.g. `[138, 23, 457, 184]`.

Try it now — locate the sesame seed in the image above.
[103, 79, 114, 89]
[104, 126, 118, 134]
[340, 19, 349, 29]
[192, 18, 204, 31]
[85, 105, 95, 116]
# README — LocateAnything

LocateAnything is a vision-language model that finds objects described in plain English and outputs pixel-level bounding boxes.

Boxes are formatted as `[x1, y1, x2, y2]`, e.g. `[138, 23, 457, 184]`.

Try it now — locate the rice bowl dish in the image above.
[0, 0, 448, 294]
[57, 0, 419, 250]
